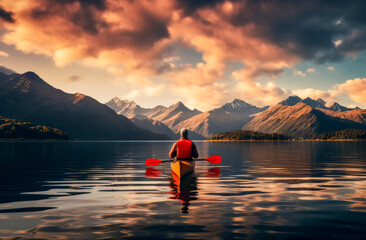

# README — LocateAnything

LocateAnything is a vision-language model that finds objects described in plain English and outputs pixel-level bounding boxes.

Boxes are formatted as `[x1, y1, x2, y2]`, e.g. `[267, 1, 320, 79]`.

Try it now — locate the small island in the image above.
[0, 116, 69, 140]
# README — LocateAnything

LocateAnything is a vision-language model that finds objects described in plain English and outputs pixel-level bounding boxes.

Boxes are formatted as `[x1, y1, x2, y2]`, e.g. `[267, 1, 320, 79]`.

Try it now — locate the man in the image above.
[169, 128, 199, 161]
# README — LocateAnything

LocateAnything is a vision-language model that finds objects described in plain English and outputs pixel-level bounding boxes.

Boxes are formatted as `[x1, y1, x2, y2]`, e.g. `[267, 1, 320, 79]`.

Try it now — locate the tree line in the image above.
[310, 129, 366, 140]
[209, 129, 366, 140]
[209, 130, 290, 140]
[0, 116, 69, 139]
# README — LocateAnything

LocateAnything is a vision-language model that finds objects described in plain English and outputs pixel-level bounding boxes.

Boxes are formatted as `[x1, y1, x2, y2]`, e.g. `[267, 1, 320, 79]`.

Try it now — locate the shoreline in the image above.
[1, 138, 364, 142]
[0, 138, 70, 141]
[206, 139, 366, 142]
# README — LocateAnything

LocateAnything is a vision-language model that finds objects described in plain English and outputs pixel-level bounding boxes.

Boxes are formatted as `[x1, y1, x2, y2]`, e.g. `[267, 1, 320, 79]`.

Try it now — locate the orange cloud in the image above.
[335, 78, 366, 105]
[234, 81, 291, 107]
[126, 84, 165, 99]
[292, 88, 336, 105]
[2, 0, 175, 74]
[2, 0, 366, 109]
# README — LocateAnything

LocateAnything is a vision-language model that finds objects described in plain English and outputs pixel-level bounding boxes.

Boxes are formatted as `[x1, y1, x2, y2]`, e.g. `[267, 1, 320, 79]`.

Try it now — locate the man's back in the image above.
[169, 129, 199, 160]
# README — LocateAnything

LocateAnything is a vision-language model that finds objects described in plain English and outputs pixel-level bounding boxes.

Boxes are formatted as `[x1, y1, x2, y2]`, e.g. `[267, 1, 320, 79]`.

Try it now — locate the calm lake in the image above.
[0, 141, 365, 239]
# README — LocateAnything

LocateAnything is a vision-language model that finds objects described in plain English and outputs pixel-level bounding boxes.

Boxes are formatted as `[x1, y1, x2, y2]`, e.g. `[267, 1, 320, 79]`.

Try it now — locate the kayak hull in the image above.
[171, 160, 195, 178]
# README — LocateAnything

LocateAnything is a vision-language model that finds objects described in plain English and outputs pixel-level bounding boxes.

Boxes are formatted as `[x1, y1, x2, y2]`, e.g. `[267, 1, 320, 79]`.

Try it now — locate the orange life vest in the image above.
[176, 139, 192, 160]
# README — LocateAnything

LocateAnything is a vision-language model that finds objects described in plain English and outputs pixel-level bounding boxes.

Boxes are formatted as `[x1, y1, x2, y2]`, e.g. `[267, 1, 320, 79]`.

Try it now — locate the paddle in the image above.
[145, 156, 221, 166]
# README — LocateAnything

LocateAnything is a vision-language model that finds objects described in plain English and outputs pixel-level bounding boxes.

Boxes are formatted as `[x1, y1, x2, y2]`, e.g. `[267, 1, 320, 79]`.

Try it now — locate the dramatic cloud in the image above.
[328, 66, 335, 70]
[0, 5, 14, 23]
[335, 78, 366, 105]
[292, 88, 336, 105]
[1, 0, 174, 74]
[126, 84, 165, 100]
[1, 0, 366, 108]
[235, 81, 291, 107]
[171, 82, 228, 111]
[292, 78, 366, 107]
[222, 0, 366, 63]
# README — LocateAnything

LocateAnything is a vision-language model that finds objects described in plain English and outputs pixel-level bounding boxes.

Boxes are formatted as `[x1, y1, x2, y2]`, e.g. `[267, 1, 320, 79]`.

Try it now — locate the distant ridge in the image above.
[106, 97, 168, 118]
[174, 99, 268, 138]
[152, 101, 201, 129]
[280, 95, 330, 109]
[329, 102, 352, 112]
[106, 97, 203, 136]
[301, 97, 329, 109]
[107, 93, 366, 140]
[0, 71, 168, 140]
[279, 95, 302, 106]
[243, 102, 365, 138]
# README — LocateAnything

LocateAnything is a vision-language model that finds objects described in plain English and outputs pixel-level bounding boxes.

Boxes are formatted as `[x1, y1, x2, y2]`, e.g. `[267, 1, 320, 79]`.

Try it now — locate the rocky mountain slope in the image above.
[151, 101, 201, 129]
[106, 97, 202, 132]
[130, 117, 178, 139]
[105, 97, 169, 119]
[328, 102, 352, 112]
[320, 108, 366, 125]
[243, 102, 365, 138]
[174, 99, 268, 138]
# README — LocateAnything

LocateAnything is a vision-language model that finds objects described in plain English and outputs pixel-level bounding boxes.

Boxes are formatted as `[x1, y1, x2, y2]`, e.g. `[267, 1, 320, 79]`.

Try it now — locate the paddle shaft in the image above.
[159, 158, 208, 163]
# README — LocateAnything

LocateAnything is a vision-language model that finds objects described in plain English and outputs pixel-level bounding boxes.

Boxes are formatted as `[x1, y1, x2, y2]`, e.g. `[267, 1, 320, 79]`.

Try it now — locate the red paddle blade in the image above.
[145, 158, 163, 166]
[145, 168, 163, 178]
[206, 156, 221, 164]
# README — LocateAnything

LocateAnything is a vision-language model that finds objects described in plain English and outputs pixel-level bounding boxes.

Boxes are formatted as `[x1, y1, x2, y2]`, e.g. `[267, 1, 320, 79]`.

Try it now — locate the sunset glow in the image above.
[1, 0, 366, 110]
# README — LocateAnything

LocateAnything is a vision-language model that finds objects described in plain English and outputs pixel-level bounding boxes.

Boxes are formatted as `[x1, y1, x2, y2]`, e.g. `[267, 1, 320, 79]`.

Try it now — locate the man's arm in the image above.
[169, 142, 177, 158]
[191, 142, 199, 158]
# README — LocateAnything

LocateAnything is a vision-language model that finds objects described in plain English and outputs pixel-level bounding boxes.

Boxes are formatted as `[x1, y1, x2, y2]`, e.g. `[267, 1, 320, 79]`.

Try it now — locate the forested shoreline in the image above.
[0, 116, 69, 140]
[208, 129, 366, 141]
[208, 130, 290, 140]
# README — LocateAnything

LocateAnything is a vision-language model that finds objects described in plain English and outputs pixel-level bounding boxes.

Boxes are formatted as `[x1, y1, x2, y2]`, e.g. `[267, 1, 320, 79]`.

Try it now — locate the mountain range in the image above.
[1, 68, 365, 140]
[174, 99, 268, 138]
[243, 102, 365, 138]
[107, 98, 268, 138]
[0, 71, 168, 140]
[108, 95, 366, 139]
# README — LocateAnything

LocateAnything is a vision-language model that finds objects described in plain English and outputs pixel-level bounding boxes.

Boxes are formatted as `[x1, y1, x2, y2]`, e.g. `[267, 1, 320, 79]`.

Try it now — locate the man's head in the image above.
[180, 128, 188, 139]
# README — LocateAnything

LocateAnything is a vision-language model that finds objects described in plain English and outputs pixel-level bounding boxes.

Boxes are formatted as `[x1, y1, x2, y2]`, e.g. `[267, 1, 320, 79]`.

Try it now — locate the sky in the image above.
[0, 0, 366, 111]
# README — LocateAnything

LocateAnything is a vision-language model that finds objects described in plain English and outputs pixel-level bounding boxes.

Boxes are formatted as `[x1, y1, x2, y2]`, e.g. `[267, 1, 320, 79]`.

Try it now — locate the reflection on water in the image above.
[0, 141, 365, 239]
[170, 172, 198, 214]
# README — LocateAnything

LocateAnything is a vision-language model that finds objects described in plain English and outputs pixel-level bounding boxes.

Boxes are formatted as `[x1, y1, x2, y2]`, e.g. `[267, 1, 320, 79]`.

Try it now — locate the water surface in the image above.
[0, 141, 365, 239]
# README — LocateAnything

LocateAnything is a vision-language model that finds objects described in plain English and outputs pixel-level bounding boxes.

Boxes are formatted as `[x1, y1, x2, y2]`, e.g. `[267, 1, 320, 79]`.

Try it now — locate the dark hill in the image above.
[0, 72, 168, 140]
